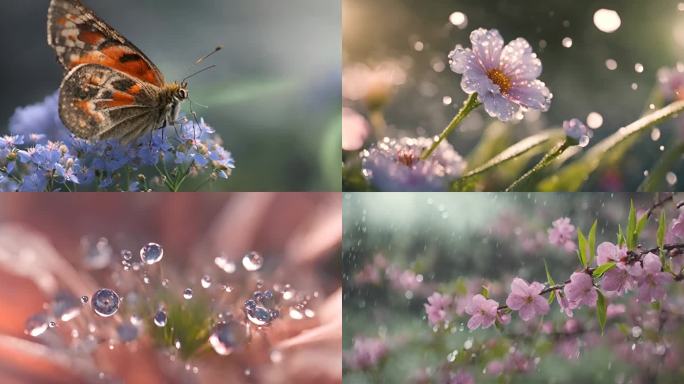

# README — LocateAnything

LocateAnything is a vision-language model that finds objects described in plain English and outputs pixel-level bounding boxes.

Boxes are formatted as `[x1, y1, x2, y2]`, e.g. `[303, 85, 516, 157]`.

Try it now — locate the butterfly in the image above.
[47, 0, 197, 143]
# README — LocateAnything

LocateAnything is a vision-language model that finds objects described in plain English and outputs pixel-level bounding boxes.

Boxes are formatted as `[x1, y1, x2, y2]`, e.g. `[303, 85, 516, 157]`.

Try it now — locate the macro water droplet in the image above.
[80, 296, 88, 304]
[561, 37, 573, 48]
[242, 252, 264, 271]
[244, 290, 279, 326]
[53, 292, 81, 322]
[48, 321, 57, 328]
[175, 340, 182, 350]
[143, 274, 150, 285]
[447, 349, 459, 362]
[634, 63, 644, 73]
[651, 128, 661, 141]
[121, 249, 132, 261]
[214, 255, 236, 273]
[209, 321, 248, 356]
[183, 288, 193, 300]
[91, 288, 120, 317]
[605, 59, 618, 70]
[154, 310, 167, 327]
[117, 323, 138, 342]
[25, 313, 48, 337]
[586, 112, 603, 129]
[666, 172, 678, 185]
[593, 9, 621, 33]
[201, 275, 212, 289]
[448, 11, 468, 29]
[140, 243, 164, 265]
[579, 135, 591, 148]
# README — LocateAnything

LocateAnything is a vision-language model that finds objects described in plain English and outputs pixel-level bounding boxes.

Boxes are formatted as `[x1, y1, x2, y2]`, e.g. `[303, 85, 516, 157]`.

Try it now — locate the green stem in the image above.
[506, 138, 571, 191]
[421, 93, 481, 160]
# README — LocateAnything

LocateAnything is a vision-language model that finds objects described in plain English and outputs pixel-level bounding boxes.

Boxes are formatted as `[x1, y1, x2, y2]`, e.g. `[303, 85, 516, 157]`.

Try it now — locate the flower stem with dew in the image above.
[505, 138, 571, 192]
[421, 93, 481, 160]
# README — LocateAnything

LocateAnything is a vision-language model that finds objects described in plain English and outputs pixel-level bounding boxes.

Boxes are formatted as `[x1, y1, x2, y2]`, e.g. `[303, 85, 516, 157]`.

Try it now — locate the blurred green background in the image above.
[343, 0, 684, 190]
[0, 0, 341, 191]
[343, 192, 683, 383]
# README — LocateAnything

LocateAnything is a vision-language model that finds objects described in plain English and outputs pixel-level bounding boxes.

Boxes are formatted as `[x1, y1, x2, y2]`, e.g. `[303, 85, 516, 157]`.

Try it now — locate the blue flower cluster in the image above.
[2, 91, 234, 191]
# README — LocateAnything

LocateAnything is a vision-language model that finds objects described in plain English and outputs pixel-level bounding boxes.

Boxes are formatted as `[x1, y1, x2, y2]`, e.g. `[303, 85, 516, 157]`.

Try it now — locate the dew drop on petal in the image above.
[209, 321, 248, 356]
[140, 243, 164, 265]
[448, 11, 468, 29]
[587, 112, 603, 129]
[201, 275, 212, 289]
[120, 250, 132, 261]
[593, 9, 621, 33]
[562, 37, 573, 48]
[25, 313, 48, 337]
[242, 252, 264, 271]
[154, 310, 167, 327]
[183, 288, 193, 300]
[91, 288, 120, 317]
[605, 59, 618, 70]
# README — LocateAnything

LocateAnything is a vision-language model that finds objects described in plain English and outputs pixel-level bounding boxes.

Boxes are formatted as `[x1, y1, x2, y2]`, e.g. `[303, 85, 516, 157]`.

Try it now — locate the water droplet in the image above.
[244, 369, 251, 376]
[244, 290, 278, 326]
[651, 128, 661, 141]
[48, 321, 57, 328]
[154, 310, 168, 327]
[666, 172, 678, 186]
[593, 9, 621, 33]
[660, 145, 665, 151]
[117, 323, 138, 342]
[161, 278, 169, 287]
[242, 252, 264, 271]
[175, 340, 182, 350]
[214, 255, 236, 273]
[201, 275, 212, 289]
[586, 112, 603, 129]
[282, 285, 295, 301]
[83, 237, 113, 270]
[25, 313, 48, 337]
[121, 249, 132, 261]
[605, 59, 618, 70]
[91, 288, 120, 317]
[631, 83, 638, 90]
[143, 274, 150, 285]
[448, 11, 468, 29]
[209, 321, 248, 356]
[464, 338, 474, 350]
[140, 243, 164, 265]
[270, 349, 283, 363]
[579, 135, 591, 148]
[80, 296, 88, 304]
[413, 41, 424, 51]
[635, 63, 644, 73]
[447, 349, 459, 362]
[52, 292, 81, 322]
[183, 288, 193, 300]
[561, 37, 573, 48]
[442, 96, 452, 105]
[289, 306, 304, 320]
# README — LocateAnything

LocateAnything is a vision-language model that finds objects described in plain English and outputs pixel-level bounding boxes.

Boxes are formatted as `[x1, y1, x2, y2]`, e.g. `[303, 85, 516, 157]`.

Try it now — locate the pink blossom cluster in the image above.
[547, 217, 577, 252]
[344, 337, 388, 370]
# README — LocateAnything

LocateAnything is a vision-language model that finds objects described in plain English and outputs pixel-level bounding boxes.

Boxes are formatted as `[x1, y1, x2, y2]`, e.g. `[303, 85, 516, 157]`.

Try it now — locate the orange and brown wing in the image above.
[59, 64, 161, 142]
[47, 0, 165, 87]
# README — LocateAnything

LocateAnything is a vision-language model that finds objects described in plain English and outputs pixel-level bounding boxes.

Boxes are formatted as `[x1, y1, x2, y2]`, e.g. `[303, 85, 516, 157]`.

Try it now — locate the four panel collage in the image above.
[0, 0, 683, 383]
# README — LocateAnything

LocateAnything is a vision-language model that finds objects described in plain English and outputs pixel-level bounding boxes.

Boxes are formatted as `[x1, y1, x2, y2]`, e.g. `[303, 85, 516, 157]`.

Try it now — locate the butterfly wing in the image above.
[59, 63, 162, 142]
[48, 0, 165, 87]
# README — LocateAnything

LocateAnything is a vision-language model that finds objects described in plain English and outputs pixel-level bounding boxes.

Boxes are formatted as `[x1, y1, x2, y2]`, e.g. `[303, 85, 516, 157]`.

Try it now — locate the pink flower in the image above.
[345, 337, 388, 370]
[547, 217, 577, 252]
[606, 304, 626, 318]
[637, 253, 673, 302]
[449, 370, 475, 384]
[424, 292, 452, 327]
[596, 241, 626, 265]
[601, 267, 634, 294]
[485, 360, 505, 376]
[563, 272, 597, 308]
[667, 210, 684, 242]
[342, 108, 370, 151]
[657, 65, 684, 101]
[465, 294, 499, 330]
[670, 251, 684, 274]
[505, 278, 549, 321]
[556, 291, 573, 317]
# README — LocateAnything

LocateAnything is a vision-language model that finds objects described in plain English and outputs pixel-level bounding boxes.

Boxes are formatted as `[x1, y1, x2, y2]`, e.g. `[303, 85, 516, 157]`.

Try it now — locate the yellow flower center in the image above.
[487, 68, 512, 94]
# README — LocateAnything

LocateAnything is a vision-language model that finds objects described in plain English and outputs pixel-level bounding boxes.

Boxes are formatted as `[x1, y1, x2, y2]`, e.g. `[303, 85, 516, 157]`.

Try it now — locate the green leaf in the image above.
[658, 210, 667, 264]
[577, 229, 588, 267]
[544, 259, 555, 285]
[596, 290, 607, 335]
[460, 130, 563, 180]
[548, 290, 555, 305]
[481, 285, 489, 299]
[538, 99, 684, 191]
[506, 139, 571, 191]
[627, 200, 637, 250]
[617, 225, 625, 247]
[636, 211, 649, 240]
[637, 143, 684, 191]
[593, 262, 616, 278]
[587, 220, 598, 266]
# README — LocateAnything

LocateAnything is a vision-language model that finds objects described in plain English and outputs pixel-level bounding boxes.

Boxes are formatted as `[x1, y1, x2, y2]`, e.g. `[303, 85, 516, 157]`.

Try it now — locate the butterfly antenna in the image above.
[182, 65, 216, 83]
[195, 45, 222, 65]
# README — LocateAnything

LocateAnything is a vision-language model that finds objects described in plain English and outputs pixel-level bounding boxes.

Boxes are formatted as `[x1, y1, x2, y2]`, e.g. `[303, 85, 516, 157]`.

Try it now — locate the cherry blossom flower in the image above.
[449, 370, 475, 384]
[547, 217, 577, 252]
[448, 28, 552, 121]
[667, 210, 684, 241]
[465, 294, 499, 330]
[361, 137, 466, 191]
[637, 253, 673, 302]
[424, 292, 453, 327]
[563, 272, 597, 308]
[345, 337, 388, 370]
[505, 278, 549, 321]
[556, 291, 574, 317]
[342, 108, 370, 151]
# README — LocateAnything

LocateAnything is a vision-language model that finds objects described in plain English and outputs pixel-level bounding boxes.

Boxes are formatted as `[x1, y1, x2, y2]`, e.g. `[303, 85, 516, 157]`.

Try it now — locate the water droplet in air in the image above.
[667, 172, 678, 186]
[242, 252, 264, 271]
[25, 313, 48, 337]
[209, 321, 248, 356]
[154, 310, 168, 327]
[201, 275, 212, 288]
[53, 292, 81, 322]
[140, 243, 164, 264]
[183, 288, 193, 300]
[215, 255, 236, 273]
[605, 59, 618, 70]
[587, 112, 603, 129]
[448, 11, 468, 29]
[80, 296, 88, 304]
[651, 128, 661, 141]
[635, 63, 644, 73]
[561, 37, 573, 48]
[91, 288, 120, 317]
[121, 249, 132, 261]
[593, 9, 621, 33]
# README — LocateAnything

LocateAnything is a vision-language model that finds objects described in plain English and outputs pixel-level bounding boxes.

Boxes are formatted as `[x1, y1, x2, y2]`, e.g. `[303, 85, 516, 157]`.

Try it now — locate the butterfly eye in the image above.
[178, 89, 188, 99]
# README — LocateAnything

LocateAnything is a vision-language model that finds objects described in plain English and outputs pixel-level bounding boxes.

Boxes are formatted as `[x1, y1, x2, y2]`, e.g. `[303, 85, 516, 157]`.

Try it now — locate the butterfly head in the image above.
[170, 82, 189, 102]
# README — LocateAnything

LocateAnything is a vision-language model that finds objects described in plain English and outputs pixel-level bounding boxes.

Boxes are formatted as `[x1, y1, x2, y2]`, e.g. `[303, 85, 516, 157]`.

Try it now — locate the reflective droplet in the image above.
[586, 112, 603, 129]
[666, 172, 678, 186]
[209, 321, 248, 356]
[635, 63, 644, 73]
[117, 323, 138, 342]
[214, 255, 236, 273]
[121, 249, 132, 261]
[605, 59, 618, 70]
[579, 135, 591, 147]
[154, 310, 167, 327]
[448, 11, 468, 29]
[244, 290, 278, 326]
[201, 275, 212, 289]
[52, 292, 81, 322]
[442, 96, 452, 105]
[593, 9, 621, 33]
[25, 313, 48, 337]
[651, 128, 661, 141]
[183, 288, 193, 300]
[48, 321, 57, 328]
[80, 296, 88, 304]
[561, 37, 573, 48]
[140, 243, 164, 265]
[83, 237, 113, 270]
[447, 349, 459, 362]
[242, 252, 264, 271]
[91, 288, 120, 317]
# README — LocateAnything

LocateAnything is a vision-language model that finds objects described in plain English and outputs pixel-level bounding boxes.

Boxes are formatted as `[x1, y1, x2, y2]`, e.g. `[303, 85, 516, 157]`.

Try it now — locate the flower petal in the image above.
[500, 38, 542, 81]
[507, 80, 552, 111]
[469, 28, 504, 70]
[481, 92, 519, 121]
